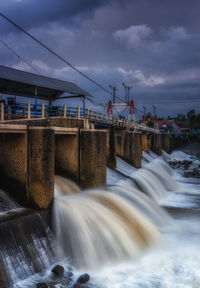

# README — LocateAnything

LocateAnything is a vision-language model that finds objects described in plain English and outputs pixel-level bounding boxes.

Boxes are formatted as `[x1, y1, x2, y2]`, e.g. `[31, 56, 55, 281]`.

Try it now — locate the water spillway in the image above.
[0, 191, 56, 287]
[53, 186, 165, 269]
[1, 149, 200, 287]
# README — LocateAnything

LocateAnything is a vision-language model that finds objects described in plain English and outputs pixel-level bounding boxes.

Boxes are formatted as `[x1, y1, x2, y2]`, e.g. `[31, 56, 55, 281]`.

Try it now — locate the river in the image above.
[1, 148, 200, 288]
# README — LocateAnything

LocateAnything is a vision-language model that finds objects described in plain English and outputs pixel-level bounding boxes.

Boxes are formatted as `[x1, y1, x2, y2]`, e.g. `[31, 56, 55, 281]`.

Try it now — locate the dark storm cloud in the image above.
[0, 0, 114, 32]
[0, 0, 200, 116]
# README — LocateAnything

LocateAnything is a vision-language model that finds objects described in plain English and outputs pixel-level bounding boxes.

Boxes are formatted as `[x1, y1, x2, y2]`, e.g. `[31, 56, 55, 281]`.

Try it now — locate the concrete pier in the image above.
[106, 126, 116, 170]
[161, 133, 170, 152]
[141, 133, 150, 153]
[116, 131, 142, 168]
[80, 129, 107, 188]
[28, 128, 55, 209]
[151, 133, 162, 155]
[0, 127, 28, 206]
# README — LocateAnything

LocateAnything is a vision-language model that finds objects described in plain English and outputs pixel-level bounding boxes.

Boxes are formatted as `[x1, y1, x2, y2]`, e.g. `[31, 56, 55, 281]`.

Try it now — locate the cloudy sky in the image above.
[0, 0, 200, 117]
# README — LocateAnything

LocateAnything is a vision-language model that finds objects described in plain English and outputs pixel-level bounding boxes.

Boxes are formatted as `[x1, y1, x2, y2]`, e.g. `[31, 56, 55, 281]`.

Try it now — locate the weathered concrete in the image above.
[28, 128, 55, 209]
[0, 131, 28, 206]
[151, 133, 162, 155]
[79, 129, 107, 188]
[0, 127, 55, 209]
[116, 131, 142, 168]
[55, 133, 79, 182]
[106, 126, 116, 170]
[2, 117, 85, 129]
[161, 133, 170, 153]
[141, 133, 150, 153]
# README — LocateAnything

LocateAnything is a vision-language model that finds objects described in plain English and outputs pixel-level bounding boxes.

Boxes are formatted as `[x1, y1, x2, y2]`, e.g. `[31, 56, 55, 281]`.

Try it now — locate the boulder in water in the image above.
[51, 265, 64, 277]
[36, 283, 48, 288]
[73, 285, 89, 288]
[77, 273, 90, 284]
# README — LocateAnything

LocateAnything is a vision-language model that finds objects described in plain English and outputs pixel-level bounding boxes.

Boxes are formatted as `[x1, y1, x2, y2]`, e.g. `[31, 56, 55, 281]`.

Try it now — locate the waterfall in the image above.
[112, 155, 180, 200]
[53, 180, 170, 270]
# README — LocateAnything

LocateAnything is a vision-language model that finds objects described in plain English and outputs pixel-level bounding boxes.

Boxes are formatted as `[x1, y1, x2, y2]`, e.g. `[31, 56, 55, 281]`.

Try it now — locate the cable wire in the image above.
[0, 38, 39, 74]
[0, 12, 112, 96]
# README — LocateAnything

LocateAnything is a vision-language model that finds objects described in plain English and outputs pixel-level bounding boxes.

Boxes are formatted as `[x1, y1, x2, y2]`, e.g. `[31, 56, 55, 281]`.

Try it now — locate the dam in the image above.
[0, 65, 199, 288]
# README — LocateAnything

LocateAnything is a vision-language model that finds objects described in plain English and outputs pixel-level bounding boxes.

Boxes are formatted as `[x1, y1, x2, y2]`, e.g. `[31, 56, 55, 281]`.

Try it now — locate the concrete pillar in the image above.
[0, 102, 4, 121]
[28, 128, 55, 209]
[107, 126, 116, 170]
[79, 129, 106, 188]
[161, 133, 170, 153]
[115, 131, 142, 168]
[124, 132, 142, 168]
[141, 133, 149, 153]
[151, 133, 162, 155]
[0, 132, 28, 206]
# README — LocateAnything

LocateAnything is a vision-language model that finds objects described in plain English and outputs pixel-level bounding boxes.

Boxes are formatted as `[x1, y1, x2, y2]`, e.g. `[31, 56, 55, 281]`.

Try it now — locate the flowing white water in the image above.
[53, 187, 163, 270]
[11, 149, 200, 288]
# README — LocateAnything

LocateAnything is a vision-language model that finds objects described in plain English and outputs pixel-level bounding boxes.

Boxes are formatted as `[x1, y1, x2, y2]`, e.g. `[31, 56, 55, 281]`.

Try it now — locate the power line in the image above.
[0, 38, 39, 74]
[0, 12, 112, 97]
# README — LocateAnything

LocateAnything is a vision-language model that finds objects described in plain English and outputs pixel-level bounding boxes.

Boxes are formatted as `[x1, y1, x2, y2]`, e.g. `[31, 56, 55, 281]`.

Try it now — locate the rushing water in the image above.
[1, 148, 200, 287]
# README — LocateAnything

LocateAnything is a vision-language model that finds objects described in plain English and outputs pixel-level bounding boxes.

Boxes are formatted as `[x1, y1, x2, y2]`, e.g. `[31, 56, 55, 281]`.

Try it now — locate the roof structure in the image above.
[0, 65, 92, 101]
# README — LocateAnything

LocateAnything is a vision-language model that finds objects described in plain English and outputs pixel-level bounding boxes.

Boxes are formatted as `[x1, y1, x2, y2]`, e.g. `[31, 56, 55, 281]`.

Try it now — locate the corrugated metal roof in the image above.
[0, 65, 92, 100]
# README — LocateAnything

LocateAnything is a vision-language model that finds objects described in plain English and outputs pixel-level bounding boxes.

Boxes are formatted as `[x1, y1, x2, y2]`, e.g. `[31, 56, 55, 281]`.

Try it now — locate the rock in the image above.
[51, 265, 64, 277]
[73, 283, 80, 288]
[36, 283, 48, 288]
[77, 273, 90, 284]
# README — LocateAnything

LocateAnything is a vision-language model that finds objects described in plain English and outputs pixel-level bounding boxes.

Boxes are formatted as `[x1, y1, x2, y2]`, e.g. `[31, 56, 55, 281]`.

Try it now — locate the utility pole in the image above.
[143, 106, 146, 116]
[109, 85, 117, 103]
[122, 83, 128, 102]
[122, 83, 132, 103]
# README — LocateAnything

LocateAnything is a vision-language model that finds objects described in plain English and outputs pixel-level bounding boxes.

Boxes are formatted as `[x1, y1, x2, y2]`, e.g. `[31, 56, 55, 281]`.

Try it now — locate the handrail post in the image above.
[8, 105, 11, 120]
[41, 102, 45, 118]
[89, 110, 92, 119]
[0, 102, 4, 121]
[77, 106, 80, 118]
[27, 102, 31, 119]
[63, 104, 67, 117]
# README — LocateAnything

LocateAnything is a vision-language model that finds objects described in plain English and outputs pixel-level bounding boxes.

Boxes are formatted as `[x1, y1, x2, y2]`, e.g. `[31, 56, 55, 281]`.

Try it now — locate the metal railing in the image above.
[0, 101, 159, 133]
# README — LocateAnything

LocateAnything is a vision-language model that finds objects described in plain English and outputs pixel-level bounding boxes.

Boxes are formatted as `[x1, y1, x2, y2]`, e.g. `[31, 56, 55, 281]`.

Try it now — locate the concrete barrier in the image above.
[161, 133, 170, 152]
[116, 131, 142, 168]
[106, 126, 116, 170]
[141, 133, 150, 153]
[28, 128, 55, 209]
[80, 129, 107, 188]
[151, 133, 161, 155]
